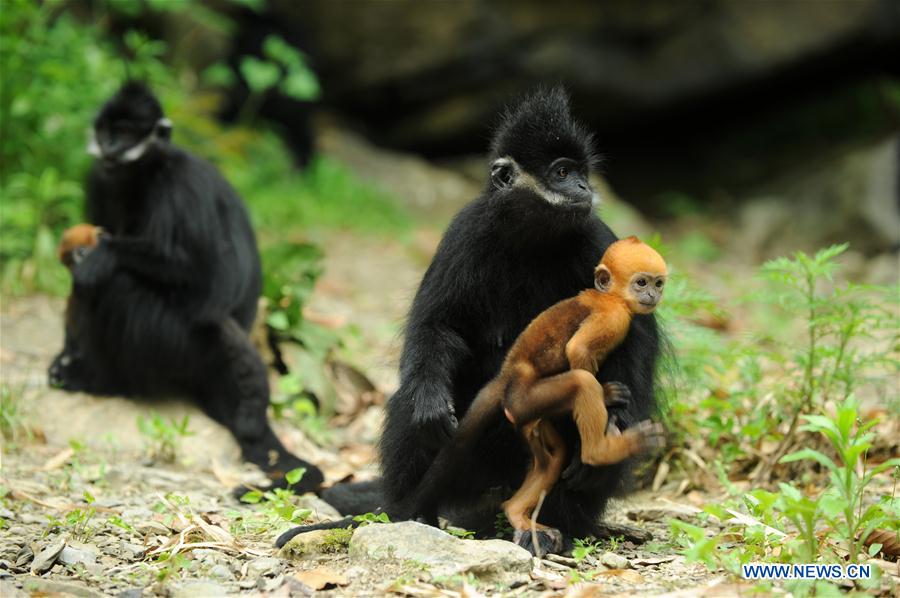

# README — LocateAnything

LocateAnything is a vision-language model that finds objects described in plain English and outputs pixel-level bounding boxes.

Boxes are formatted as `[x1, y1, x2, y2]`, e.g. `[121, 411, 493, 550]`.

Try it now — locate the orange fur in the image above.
[58, 224, 103, 269]
[469, 238, 667, 536]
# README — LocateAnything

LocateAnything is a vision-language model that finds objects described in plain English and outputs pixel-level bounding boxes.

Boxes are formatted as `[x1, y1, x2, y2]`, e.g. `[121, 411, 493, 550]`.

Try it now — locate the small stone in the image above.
[31, 536, 66, 574]
[59, 541, 98, 567]
[209, 563, 234, 581]
[116, 588, 144, 598]
[7, 526, 27, 536]
[349, 521, 532, 582]
[246, 556, 283, 578]
[14, 544, 32, 568]
[0, 508, 15, 520]
[120, 541, 145, 560]
[600, 551, 631, 569]
[19, 514, 47, 525]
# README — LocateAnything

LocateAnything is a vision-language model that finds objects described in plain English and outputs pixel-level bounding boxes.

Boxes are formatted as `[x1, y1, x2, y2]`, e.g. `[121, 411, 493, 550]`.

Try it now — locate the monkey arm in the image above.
[564, 315, 624, 374]
[73, 237, 196, 286]
[397, 321, 471, 449]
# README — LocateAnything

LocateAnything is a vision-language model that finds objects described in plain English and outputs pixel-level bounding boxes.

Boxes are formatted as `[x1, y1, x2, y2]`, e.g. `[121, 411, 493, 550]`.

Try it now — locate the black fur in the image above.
[283, 86, 659, 546]
[48, 82, 323, 493]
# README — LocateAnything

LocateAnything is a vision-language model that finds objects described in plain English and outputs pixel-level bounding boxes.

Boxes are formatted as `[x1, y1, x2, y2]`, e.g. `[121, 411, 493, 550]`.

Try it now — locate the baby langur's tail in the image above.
[394, 379, 507, 522]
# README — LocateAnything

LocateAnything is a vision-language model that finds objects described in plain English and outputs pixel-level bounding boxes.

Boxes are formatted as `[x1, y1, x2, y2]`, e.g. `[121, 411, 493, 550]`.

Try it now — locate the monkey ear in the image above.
[594, 265, 612, 292]
[490, 159, 514, 190]
[155, 118, 173, 141]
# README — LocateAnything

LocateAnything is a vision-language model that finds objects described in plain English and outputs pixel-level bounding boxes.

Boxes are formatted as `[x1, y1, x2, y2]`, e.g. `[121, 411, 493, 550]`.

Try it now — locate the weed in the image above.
[353, 511, 391, 525]
[571, 537, 603, 562]
[136, 412, 193, 463]
[237, 469, 313, 532]
[445, 526, 475, 540]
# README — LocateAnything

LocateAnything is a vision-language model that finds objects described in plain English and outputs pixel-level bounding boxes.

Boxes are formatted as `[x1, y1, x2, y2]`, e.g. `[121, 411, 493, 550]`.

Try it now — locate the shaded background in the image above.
[98, 0, 900, 255]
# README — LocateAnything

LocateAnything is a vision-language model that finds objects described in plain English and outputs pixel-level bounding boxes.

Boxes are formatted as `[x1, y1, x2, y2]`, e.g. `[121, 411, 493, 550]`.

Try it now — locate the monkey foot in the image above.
[630, 419, 666, 453]
[48, 352, 89, 392]
[513, 527, 563, 557]
[601, 381, 632, 408]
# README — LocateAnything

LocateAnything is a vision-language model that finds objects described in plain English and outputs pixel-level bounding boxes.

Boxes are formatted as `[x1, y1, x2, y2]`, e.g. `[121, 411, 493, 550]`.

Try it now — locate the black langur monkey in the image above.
[48, 82, 324, 493]
[277, 87, 660, 550]
[396, 237, 668, 555]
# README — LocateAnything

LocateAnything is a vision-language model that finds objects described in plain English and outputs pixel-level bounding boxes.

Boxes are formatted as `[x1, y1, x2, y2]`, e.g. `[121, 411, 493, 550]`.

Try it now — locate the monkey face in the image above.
[88, 82, 172, 166]
[627, 273, 666, 314]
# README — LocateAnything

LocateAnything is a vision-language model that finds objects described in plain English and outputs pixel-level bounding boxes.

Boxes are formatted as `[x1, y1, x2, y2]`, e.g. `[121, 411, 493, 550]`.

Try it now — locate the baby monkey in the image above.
[56, 224, 104, 372]
[59, 224, 104, 269]
[404, 236, 667, 554]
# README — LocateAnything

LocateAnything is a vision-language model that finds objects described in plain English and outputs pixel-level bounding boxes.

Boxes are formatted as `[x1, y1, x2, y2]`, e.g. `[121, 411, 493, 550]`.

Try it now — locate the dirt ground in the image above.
[1, 231, 749, 597]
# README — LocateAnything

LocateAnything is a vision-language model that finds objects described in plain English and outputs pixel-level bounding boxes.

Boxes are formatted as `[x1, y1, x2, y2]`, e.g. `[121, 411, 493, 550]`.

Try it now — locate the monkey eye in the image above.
[656, 280, 664, 288]
[556, 166, 569, 179]
[637, 278, 647, 287]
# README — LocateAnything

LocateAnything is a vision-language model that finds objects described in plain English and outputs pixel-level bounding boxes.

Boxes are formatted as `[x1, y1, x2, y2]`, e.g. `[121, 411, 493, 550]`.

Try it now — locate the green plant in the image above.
[46, 491, 98, 541]
[780, 398, 900, 563]
[136, 412, 193, 463]
[445, 526, 475, 540]
[571, 537, 603, 562]
[671, 398, 897, 594]
[353, 511, 391, 525]
[239, 468, 313, 527]
[0, 383, 33, 446]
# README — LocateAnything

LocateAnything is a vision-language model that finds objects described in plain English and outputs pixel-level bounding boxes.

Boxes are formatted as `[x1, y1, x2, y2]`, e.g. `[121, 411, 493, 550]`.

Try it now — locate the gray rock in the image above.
[0, 508, 15, 520]
[30, 536, 66, 574]
[600, 551, 631, 569]
[279, 529, 352, 560]
[349, 521, 532, 582]
[22, 578, 103, 598]
[7, 526, 27, 536]
[245, 556, 283, 578]
[59, 544, 98, 566]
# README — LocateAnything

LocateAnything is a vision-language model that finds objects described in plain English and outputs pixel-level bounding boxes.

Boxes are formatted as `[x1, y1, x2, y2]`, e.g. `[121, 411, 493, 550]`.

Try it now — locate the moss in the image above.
[279, 527, 353, 560]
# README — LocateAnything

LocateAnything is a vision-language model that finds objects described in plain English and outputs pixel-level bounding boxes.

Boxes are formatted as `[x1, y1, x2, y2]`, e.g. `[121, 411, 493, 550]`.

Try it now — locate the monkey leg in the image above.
[191, 319, 324, 495]
[504, 370, 658, 467]
[503, 420, 566, 555]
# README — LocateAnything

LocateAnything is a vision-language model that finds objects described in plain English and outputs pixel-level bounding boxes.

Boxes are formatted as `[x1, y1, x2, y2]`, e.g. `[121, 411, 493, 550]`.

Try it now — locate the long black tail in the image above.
[275, 480, 386, 548]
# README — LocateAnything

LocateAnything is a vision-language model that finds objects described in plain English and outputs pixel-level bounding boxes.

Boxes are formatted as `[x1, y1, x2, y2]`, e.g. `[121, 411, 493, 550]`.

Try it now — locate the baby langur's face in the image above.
[626, 271, 666, 314]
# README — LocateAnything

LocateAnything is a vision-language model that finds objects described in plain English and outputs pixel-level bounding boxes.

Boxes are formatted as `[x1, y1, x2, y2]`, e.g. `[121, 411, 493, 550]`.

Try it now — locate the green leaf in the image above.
[239, 56, 280, 93]
[285, 467, 306, 486]
[780, 448, 838, 472]
[281, 70, 320, 101]
[267, 311, 290, 331]
[240, 490, 263, 504]
[868, 543, 883, 556]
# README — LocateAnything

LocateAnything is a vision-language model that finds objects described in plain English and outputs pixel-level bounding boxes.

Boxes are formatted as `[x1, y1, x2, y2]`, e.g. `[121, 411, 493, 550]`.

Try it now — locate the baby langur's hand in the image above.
[601, 381, 631, 409]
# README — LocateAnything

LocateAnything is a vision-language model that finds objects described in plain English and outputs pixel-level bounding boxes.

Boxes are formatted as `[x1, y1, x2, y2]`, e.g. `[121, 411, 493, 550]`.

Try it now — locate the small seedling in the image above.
[353, 511, 390, 525]
[239, 468, 312, 527]
[136, 412, 193, 463]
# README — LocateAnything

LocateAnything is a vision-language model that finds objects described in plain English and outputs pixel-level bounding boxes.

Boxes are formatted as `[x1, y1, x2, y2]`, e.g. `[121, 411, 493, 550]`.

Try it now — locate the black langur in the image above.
[48, 82, 323, 493]
[277, 87, 661, 550]
[398, 237, 668, 555]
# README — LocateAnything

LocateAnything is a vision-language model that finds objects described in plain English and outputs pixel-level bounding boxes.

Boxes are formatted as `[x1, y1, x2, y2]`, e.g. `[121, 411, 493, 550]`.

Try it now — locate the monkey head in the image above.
[487, 86, 600, 217]
[59, 224, 104, 270]
[88, 82, 172, 166]
[594, 236, 667, 314]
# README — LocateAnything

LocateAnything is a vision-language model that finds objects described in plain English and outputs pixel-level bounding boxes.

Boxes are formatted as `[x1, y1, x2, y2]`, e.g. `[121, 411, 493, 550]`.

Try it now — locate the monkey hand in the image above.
[72, 240, 116, 288]
[411, 392, 458, 450]
[601, 381, 632, 409]
[561, 413, 626, 491]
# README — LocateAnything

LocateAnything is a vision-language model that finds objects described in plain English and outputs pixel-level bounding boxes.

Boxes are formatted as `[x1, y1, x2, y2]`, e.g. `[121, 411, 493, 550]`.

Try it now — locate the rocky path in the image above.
[0, 232, 731, 596]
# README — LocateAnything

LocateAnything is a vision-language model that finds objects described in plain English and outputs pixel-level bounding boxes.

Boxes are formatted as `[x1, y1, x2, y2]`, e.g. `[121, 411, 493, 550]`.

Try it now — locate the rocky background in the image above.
[114, 0, 900, 261]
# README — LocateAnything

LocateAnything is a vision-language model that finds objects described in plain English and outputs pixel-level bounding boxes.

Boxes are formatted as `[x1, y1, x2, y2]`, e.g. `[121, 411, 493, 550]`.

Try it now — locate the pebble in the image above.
[600, 551, 631, 569]
[59, 545, 98, 566]
[31, 536, 66, 574]
[209, 563, 235, 581]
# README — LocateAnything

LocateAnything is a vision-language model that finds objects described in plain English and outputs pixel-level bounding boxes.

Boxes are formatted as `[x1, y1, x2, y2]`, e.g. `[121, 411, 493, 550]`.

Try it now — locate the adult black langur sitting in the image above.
[277, 86, 661, 550]
[48, 82, 324, 493]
